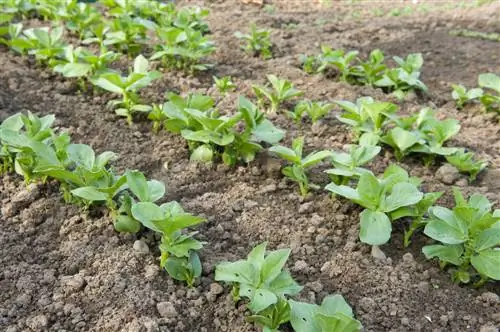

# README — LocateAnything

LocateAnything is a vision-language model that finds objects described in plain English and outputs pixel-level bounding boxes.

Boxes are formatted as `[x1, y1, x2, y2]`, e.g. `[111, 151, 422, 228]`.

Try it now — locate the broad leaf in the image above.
[359, 209, 392, 245]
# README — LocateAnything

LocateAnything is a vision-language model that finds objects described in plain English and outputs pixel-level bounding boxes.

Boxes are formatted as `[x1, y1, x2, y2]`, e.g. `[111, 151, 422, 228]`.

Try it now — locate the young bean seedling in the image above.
[326, 164, 426, 246]
[91, 54, 161, 125]
[269, 137, 332, 196]
[235, 23, 272, 59]
[325, 144, 380, 185]
[215, 242, 303, 331]
[445, 148, 487, 181]
[289, 295, 362, 332]
[213, 76, 236, 95]
[288, 100, 333, 124]
[335, 97, 398, 143]
[131, 201, 205, 287]
[422, 188, 500, 286]
[253, 74, 303, 113]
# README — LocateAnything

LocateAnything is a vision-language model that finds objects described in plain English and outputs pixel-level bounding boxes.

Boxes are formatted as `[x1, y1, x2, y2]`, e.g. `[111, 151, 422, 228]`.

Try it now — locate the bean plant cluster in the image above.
[452, 73, 500, 113]
[0, 0, 215, 124]
[1, 1, 499, 331]
[301, 48, 427, 99]
[0, 112, 204, 286]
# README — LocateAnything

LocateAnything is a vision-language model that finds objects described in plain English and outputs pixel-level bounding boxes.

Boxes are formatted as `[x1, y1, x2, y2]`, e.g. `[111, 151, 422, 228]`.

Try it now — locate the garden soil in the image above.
[1, 1, 499, 331]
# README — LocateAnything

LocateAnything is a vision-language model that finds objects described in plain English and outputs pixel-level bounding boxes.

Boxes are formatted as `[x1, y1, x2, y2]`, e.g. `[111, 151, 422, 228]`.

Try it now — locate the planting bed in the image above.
[1, 0, 499, 331]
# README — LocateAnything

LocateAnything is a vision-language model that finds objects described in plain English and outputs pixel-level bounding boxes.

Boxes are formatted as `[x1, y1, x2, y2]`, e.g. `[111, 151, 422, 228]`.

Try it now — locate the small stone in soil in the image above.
[435, 164, 460, 184]
[371, 246, 386, 260]
[156, 301, 177, 318]
[133, 240, 149, 254]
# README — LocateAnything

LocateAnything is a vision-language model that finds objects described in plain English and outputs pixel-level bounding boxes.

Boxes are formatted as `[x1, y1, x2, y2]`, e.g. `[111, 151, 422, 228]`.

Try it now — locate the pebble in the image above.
[479, 324, 498, 332]
[206, 283, 224, 302]
[480, 292, 499, 304]
[144, 264, 159, 280]
[417, 281, 430, 293]
[260, 183, 277, 193]
[371, 246, 386, 260]
[359, 297, 376, 311]
[299, 202, 313, 214]
[26, 314, 48, 330]
[293, 260, 309, 272]
[436, 164, 460, 184]
[61, 275, 86, 292]
[133, 240, 150, 254]
[156, 302, 177, 318]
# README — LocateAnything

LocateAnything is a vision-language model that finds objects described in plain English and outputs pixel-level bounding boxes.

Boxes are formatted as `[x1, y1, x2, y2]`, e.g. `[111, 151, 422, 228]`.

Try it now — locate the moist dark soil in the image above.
[1, 1, 499, 332]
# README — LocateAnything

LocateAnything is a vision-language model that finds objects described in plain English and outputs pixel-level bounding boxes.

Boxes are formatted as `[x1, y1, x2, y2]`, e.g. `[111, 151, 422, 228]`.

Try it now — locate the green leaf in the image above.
[247, 242, 267, 271]
[164, 256, 190, 281]
[71, 186, 108, 202]
[478, 73, 500, 93]
[190, 144, 214, 162]
[148, 180, 165, 202]
[474, 228, 500, 251]
[470, 249, 500, 280]
[215, 260, 256, 285]
[252, 119, 285, 144]
[289, 300, 320, 332]
[133, 54, 149, 73]
[357, 172, 381, 210]
[261, 248, 291, 284]
[422, 244, 464, 266]
[126, 170, 150, 202]
[268, 270, 303, 296]
[114, 215, 141, 233]
[269, 145, 299, 163]
[359, 209, 392, 245]
[302, 150, 332, 168]
[424, 207, 468, 244]
[67, 144, 95, 169]
[161, 213, 205, 235]
[247, 288, 278, 313]
[316, 312, 362, 332]
[91, 75, 124, 93]
[325, 183, 361, 202]
[382, 182, 423, 212]
[320, 295, 354, 317]
[54, 63, 91, 77]
[131, 202, 165, 233]
[181, 129, 234, 146]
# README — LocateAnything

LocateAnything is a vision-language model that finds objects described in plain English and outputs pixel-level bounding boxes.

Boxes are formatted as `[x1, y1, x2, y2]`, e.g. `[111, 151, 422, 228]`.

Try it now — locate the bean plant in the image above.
[445, 148, 487, 181]
[381, 108, 460, 162]
[269, 137, 332, 196]
[335, 97, 398, 143]
[253, 75, 303, 113]
[0, 112, 206, 286]
[326, 164, 427, 246]
[91, 54, 161, 125]
[213, 76, 236, 95]
[235, 24, 272, 59]
[423, 188, 500, 286]
[451, 73, 500, 113]
[325, 144, 380, 185]
[151, 26, 215, 72]
[215, 242, 361, 331]
[288, 100, 334, 124]
[160, 94, 284, 165]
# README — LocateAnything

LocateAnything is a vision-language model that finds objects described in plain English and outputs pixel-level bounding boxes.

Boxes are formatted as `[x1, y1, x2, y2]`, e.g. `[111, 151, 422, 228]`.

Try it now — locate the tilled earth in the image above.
[0, 1, 499, 331]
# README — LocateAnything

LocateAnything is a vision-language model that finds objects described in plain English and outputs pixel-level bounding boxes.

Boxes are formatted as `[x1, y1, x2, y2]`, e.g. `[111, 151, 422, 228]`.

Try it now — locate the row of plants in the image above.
[0, 111, 362, 331]
[452, 72, 500, 113]
[0, 111, 207, 286]
[300, 47, 427, 99]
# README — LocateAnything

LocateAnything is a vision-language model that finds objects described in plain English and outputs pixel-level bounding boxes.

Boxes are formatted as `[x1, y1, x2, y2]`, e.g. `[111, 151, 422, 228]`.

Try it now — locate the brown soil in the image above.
[1, 1, 499, 332]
